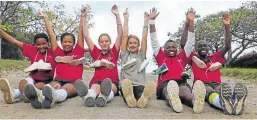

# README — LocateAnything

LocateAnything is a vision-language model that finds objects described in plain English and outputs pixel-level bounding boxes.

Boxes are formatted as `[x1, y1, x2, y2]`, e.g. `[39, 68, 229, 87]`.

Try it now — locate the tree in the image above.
[169, 1, 257, 66]
[0, 1, 94, 60]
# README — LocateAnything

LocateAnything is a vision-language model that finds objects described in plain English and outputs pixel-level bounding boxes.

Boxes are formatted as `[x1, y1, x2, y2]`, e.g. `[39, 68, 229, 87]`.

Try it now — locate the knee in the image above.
[34, 82, 45, 90]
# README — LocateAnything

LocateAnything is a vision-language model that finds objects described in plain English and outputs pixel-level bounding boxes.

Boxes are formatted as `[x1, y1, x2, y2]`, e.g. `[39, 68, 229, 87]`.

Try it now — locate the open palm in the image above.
[37, 11, 48, 18]
[187, 8, 195, 23]
[149, 7, 160, 20]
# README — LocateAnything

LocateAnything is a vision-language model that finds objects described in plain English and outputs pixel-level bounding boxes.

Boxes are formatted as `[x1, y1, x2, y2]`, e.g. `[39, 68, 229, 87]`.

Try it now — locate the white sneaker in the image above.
[24, 84, 44, 109]
[192, 80, 206, 113]
[208, 62, 222, 72]
[42, 84, 56, 109]
[122, 58, 137, 70]
[138, 59, 150, 73]
[0, 78, 15, 104]
[37, 60, 52, 71]
[192, 56, 207, 69]
[24, 62, 39, 72]
[167, 80, 183, 112]
[100, 59, 115, 69]
[55, 56, 73, 63]
[89, 60, 101, 68]
[70, 57, 86, 66]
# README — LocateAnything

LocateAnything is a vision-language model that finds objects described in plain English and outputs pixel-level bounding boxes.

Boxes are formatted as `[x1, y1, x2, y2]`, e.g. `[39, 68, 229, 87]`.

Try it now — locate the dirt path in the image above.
[0, 70, 256, 119]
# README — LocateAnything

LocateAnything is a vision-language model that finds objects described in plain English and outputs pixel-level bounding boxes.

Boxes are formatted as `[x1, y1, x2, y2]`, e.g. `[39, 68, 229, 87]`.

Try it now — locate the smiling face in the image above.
[60, 33, 75, 52]
[35, 38, 48, 53]
[164, 41, 177, 57]
[197, 40, 209, 56]
[127, 35, 140, 53]
[98, 35, 111, 51]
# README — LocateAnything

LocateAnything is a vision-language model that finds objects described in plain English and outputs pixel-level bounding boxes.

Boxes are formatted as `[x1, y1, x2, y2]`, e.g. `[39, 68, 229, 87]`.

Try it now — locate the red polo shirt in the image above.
[22, 43, 55, 81]
[54, 44, 85, 82]
[155, 48, 190, 87]
[89, 45, 119, 86]
[191, 51, 226, 84]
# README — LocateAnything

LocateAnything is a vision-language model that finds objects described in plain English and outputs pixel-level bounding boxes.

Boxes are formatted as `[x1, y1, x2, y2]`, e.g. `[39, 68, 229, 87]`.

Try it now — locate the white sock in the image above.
[106, 90, 114, 103]
[213, 95, 222, 109]
[55, 89, 68, 102]
[13, 89, 22, 99]
[88, 89, 97, 99]
[25, 77, 34, 84]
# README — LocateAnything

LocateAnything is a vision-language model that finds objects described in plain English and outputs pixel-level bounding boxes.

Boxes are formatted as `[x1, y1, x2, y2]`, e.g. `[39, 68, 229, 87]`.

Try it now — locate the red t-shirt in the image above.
[89, 45, 119, 86]
[22, 44, 55, 81]
[54, 44, 85, 82]
[155, 48, 190, 87]
[191, 51, 226, 84]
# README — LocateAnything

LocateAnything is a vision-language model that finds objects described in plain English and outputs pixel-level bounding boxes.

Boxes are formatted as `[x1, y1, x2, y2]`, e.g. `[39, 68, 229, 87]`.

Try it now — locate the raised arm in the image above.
[82, 6, 94, 52]
[141, 12, 150, 57]
[220, 13, 231, 57]
[78, 6, 88, 49]
[149, 7, 160, 56]
[0, 28, 23, 49]
[180, 12, 189, 49]
[111, 5, 123, 51]
[183, 8, 195, 57]
[37, 12, 58, 51]
[121, 8, 129, 54]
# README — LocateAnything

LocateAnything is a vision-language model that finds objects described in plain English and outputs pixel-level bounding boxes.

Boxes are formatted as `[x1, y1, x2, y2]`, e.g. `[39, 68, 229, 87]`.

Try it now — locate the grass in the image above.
[0, 59, 29, 71]
[0, 59, 94, 71]
[221, 68, 257, 83]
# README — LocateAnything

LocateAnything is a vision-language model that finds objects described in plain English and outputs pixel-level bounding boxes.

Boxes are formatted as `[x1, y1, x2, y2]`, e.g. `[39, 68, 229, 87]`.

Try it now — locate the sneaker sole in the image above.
[55, 56, 73, 63]
[220, 83, 233, 115]
[122, 58, 137, 70]
[0, 78, 13, 104]
[95, 96, 106, 107]
[74, 80, 88, 97]
[84, 96, 95, 107]
[234, 82, 248, 115]
[24, 84, 42, 109]
[42, 85, 54, 109]
[167, 80, 183, 112]
[70, 59, 86, 66]
[192, 80, 206, 113]
[122, 79, 136, 108]
[137, 81, 155, 108]
[192, 56, 206, 69]
[19, 79, 29, 103]
[100, 79, 112, 96]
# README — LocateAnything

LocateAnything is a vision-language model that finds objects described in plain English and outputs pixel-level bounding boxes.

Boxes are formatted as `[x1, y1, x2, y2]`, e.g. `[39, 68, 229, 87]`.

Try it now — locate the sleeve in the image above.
[212, 51, 227, 64]
[111, 45, 119, 59]
[183, 31, 195, 58]
[90, 45, 101, 61]
[150, 32, 161, 56]
[22, 43, 36, 58]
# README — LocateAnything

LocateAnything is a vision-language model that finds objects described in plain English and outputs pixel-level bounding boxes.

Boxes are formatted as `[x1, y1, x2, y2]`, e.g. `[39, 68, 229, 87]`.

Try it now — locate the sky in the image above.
[48, 0, 245, 73]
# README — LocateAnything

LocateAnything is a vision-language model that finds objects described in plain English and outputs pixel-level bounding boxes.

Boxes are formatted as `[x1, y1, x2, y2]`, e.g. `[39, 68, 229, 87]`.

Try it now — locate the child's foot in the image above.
[122, 79, 137, 108]
[233, 82, 248, 115]
[192, 80, 206, 113]
[219, 83, 233, 115]
[137, 81, 155, 108]
[167, 80, 183, 112]
[0, 78, 15, 104]
[19, 79, 29, 103]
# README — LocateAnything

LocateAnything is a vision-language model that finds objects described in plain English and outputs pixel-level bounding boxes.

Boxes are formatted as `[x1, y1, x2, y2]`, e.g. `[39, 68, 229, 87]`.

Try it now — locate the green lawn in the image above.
[221, 68, 257, 83]
[0, 59, 94, 71]
[0, 59, 29, 71]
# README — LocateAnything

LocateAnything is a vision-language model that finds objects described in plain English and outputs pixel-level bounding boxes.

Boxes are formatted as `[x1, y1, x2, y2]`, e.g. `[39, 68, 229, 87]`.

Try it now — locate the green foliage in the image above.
[0, 59, 29, 71]
[221, 68, 257, 83]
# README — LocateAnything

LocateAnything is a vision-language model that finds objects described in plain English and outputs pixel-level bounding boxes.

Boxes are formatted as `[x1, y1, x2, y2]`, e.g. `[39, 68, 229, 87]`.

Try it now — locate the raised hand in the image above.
[187, 8, 195, 24]
[222, 13, 230, 25]
[144, 12, 150, 21]
[149, 7, 160, 20]
[37, 11, 48, 18]
[81, 5, 91, 17]
[123, 8, 129, 19]
[111, 5, 119, 16]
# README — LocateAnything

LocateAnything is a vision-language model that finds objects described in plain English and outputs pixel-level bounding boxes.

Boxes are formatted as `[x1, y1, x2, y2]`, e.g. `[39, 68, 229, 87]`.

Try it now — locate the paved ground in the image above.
[0, 70, 256, 119]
